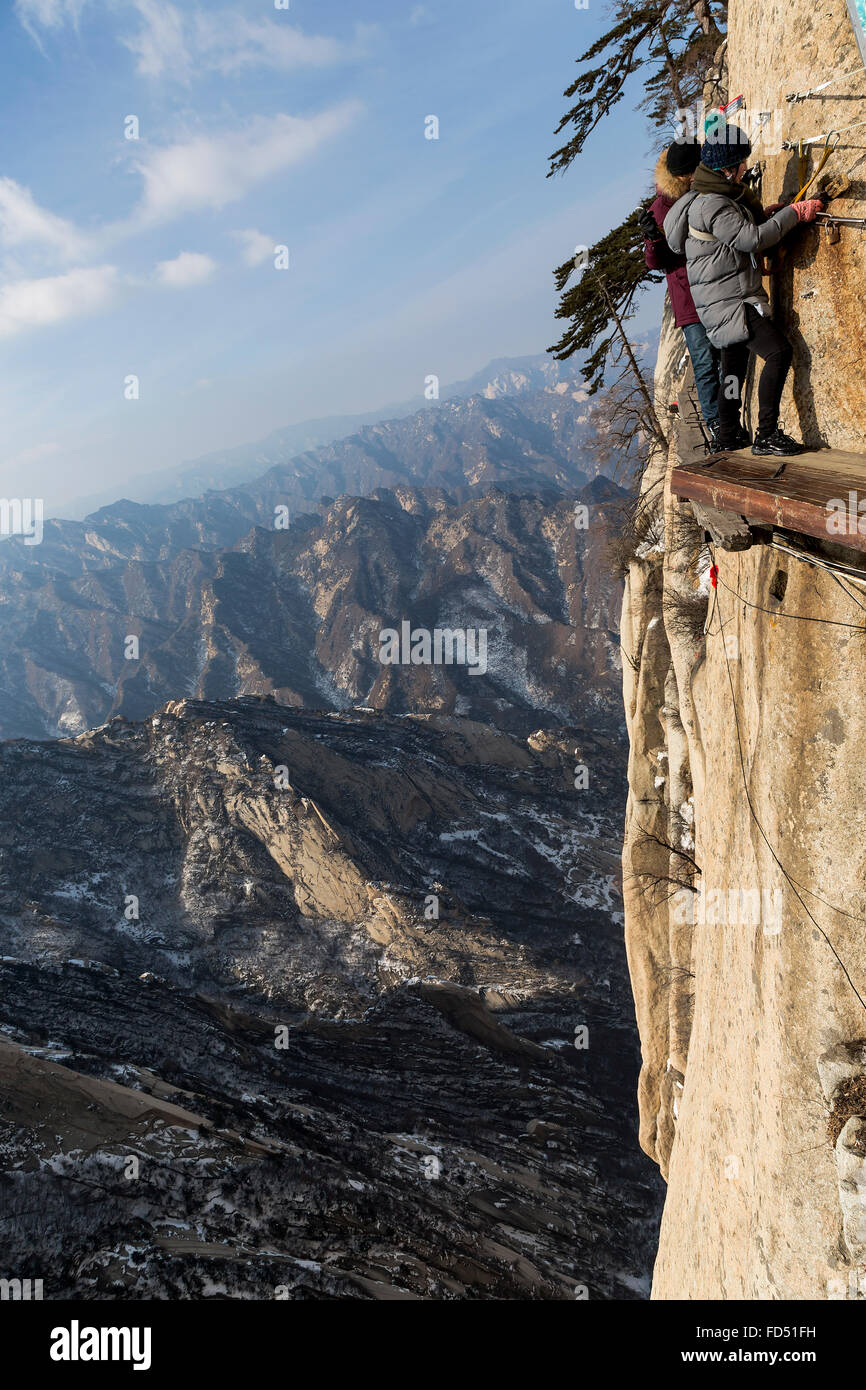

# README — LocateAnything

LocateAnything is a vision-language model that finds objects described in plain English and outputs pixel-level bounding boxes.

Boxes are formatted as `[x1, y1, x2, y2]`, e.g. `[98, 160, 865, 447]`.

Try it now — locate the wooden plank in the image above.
[689, 501, 755, 550]
[671, 447, 866, 554]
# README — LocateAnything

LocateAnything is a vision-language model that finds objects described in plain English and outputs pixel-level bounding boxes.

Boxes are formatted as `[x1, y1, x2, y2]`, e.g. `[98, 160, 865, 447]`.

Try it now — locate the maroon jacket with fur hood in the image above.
[644, 154, 700, 328]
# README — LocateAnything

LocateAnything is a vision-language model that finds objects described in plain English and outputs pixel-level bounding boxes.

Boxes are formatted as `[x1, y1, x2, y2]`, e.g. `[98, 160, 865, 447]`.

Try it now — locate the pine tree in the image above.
[550, 211, 667, 448]
[547, 0, 726, 441]
[548, 0, 726, 177]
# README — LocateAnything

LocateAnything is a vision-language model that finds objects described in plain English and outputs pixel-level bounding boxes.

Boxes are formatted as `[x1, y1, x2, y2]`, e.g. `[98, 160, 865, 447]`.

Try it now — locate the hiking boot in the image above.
[712, 422, 751, 451]
[752, 428, 804, 457]
[704, 420, 724, 453]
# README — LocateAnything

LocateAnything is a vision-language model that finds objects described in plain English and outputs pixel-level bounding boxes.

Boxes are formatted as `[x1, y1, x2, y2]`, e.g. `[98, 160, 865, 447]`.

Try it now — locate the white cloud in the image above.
[154, 250, 216, 287]
[18, 0, 368, 81]
[0, 178, 90, 261]
[190, 12, 362, 78]
[124, 4, 362, 82]
[0, 265, 119, 338]
[232, 228, 274, 267]
[0, 107, 361, 261]
[130, 104, 361, 225]
[0, 105, 360, 280]
[122, 0, 188, 79]
[14, 0, 87, 32]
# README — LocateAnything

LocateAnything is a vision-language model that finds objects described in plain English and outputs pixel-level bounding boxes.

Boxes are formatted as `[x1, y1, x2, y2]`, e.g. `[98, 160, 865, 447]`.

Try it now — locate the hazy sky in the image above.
[1, 0, 664, 514]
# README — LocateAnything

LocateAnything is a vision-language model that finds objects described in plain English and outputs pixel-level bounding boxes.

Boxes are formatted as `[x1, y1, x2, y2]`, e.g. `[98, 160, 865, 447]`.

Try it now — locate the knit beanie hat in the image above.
[700, 119, 752, 171]
[666, 139, 702, 177]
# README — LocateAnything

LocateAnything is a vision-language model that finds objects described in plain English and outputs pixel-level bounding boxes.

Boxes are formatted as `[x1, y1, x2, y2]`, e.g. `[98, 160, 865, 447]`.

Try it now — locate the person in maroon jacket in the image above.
[641, 139, 731, 450]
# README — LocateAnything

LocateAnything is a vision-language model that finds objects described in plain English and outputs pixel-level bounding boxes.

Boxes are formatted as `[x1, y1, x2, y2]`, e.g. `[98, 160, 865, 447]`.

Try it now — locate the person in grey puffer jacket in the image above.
[664, 121, 822, 456]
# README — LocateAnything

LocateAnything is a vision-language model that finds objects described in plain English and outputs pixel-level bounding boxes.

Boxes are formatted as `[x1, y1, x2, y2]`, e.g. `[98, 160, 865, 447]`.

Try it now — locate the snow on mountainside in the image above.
[0, 700, 662, 1299]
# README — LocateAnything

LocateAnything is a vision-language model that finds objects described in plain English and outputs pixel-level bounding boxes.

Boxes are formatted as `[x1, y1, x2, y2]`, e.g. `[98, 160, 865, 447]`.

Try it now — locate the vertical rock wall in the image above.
[622, 0, 866, 1298]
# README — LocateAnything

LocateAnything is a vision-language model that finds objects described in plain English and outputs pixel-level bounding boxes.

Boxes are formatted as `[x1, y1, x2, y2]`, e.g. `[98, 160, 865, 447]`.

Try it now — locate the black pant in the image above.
[717, 304, 793, 438]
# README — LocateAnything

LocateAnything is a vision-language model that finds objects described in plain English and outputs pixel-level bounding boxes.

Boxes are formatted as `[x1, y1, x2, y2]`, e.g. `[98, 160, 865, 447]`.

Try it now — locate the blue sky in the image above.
[1, 0, 664, 514]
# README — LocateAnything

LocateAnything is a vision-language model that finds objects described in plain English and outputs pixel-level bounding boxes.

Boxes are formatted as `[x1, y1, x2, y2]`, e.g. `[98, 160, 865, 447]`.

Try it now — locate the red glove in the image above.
[764, 201, 785, 214]
[792, 199, 823, 222]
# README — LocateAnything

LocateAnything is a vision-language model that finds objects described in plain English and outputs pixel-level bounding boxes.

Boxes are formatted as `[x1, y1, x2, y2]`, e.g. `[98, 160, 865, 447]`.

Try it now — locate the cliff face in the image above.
[623, 0, 866, 1298]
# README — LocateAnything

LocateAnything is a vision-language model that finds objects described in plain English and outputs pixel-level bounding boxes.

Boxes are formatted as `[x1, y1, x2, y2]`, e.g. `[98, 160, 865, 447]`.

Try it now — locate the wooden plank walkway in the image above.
[671, 447, 866, 554]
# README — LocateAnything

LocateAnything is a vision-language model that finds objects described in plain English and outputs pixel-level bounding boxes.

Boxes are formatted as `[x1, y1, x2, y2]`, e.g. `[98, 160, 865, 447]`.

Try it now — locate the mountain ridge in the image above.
[62, 353, 597, 517]
[0, 479, 627, 740]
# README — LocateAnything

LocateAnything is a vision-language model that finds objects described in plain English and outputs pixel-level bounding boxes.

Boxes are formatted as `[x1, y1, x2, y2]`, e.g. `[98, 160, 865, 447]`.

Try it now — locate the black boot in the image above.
[714, 426, 750, 451]
[705, 420, 724, 452]
[752, 428, 804, 457]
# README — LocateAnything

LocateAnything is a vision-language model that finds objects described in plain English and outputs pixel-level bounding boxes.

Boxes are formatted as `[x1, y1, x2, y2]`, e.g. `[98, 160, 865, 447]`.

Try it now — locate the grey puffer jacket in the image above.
[663, 185, 798, 347]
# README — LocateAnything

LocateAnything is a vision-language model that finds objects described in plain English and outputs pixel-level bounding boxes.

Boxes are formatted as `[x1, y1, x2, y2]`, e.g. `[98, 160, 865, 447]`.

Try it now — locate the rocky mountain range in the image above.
[0, 479, 626, 742]
[8, 364, 601, 569]
[65, 354, 599, 514]
[0, 351, 663, 1301]
[0, 698, 662, 1299]
[0, 373, 628, 742]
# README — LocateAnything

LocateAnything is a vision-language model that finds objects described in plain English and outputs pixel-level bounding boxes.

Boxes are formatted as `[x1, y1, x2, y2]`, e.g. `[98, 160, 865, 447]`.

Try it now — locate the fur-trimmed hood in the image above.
[654, 150, 693, 202]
